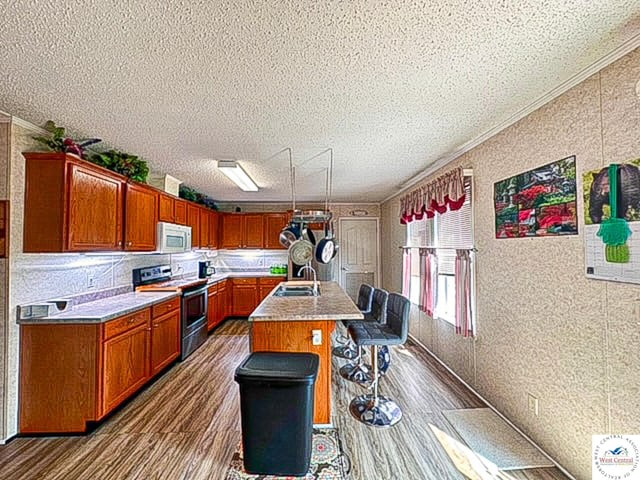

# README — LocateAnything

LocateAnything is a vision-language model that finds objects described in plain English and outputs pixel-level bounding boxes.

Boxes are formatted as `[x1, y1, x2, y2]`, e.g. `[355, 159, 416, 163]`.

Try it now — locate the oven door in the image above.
[182, 284, 208, 332]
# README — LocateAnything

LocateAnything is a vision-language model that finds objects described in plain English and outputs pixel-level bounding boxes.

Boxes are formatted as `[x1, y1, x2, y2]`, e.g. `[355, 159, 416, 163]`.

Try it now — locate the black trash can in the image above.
[234, 351, 320, 476]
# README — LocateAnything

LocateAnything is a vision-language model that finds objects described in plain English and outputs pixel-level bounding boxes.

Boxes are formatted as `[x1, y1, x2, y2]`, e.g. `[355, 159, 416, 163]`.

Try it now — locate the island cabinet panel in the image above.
[19, 324, 99, 433]
[221, 214, 244, 248]
[263, 213, 289, 249]
[208, 211, 219, 249]
[244, 214, 264, 248]
[187, 204, 201, 248]
[174, 199, 188, 225]
[150, 309, 181, 376]
[124, 183, 158, 251]
[250, 320, 335, 425]
[101, 321, 150, 416]
[232, 278, 258, 316]
[200, 207, 210, 248]
[158, 193, 175, 223]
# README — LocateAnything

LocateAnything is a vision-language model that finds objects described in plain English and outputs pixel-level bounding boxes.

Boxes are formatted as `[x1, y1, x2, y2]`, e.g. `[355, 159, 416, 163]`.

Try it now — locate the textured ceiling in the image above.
[1, 1, 639, 202]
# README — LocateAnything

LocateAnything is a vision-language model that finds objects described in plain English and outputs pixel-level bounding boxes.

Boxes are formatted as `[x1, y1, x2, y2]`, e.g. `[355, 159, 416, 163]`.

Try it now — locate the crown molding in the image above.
[0, 110, 46, 133]
[381, 34, 640, 204]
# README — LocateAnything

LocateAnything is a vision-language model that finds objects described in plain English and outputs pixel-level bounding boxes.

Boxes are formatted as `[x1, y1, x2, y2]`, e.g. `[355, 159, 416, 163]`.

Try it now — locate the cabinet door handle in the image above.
[128, 318, 135, 323]
[118, 241, 122, 246]
[127, 241, 133, 246]
[146, 327, 152, 331]
[153, 323, 159, 328]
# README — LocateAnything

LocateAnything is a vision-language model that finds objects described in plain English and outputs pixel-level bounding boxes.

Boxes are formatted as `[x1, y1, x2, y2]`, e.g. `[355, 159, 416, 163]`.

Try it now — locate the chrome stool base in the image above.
[349, 394, 403, 428]
[339, 362, 372, 385]
[332, 343, 359, 359]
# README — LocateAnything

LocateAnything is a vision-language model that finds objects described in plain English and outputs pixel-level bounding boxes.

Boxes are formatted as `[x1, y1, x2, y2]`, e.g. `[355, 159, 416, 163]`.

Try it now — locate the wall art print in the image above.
[583, 158, 640, 284]
[494, 156, 578, 239]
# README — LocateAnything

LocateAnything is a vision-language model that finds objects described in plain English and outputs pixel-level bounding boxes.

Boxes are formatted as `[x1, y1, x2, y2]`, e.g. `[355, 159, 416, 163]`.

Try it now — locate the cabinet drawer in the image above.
[232, 277, 257, 286]
[151, 298, 179, 318]
[104, 309, 150, 340]
[208, 283, 218, 294]
[259, 276, 284, 286]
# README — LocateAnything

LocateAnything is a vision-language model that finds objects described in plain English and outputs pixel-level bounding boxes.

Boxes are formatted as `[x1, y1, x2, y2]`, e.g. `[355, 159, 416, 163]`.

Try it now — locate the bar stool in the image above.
[339, 288, 388, 384]
[332, 284, 374, 360]
[348, 293, 410, 428]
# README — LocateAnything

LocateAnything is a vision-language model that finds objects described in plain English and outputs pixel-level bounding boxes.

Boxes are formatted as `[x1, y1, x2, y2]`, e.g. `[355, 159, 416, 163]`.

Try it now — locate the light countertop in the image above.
[18, 291, 180, 325]
[249, 281, 364, 322]
[18, 271, 286, 325]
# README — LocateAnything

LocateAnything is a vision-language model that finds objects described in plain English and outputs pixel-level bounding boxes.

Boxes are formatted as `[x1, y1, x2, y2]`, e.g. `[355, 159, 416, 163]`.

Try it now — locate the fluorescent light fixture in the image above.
[217, 160, 258, 191]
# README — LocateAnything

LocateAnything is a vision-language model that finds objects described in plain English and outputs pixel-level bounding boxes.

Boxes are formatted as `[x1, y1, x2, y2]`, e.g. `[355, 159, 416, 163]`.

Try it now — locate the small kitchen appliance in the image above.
[198, 260, 216, 279]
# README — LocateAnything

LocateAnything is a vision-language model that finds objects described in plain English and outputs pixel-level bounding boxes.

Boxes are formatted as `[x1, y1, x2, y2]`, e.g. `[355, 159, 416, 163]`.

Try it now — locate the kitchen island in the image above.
[249, 281, 363, 425]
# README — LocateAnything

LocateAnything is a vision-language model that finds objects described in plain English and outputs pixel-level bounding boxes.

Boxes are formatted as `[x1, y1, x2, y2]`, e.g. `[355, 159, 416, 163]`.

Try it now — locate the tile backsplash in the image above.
[12, 249, 289, 308]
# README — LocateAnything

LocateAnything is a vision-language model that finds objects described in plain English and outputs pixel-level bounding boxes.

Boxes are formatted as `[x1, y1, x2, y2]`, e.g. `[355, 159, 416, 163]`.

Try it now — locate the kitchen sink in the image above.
[273, 284, 320, 297]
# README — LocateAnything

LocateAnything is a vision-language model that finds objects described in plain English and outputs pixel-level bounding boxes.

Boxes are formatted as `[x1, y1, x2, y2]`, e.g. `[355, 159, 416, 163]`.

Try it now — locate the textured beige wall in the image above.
[380, 48, 640, 479]
[0, 121, 9, 440]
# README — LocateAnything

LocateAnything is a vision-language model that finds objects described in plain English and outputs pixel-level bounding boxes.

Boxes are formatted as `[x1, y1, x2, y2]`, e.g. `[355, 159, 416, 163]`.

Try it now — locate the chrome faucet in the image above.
[298, 264, 318, 296]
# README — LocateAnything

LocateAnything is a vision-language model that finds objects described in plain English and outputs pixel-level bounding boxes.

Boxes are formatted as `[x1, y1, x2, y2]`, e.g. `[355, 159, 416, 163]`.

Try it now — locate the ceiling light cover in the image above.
[217, 160, 258, 192]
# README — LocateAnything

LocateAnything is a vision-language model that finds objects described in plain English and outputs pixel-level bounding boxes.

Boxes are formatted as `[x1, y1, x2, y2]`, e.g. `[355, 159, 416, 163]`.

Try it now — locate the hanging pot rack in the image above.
[288, 147, 334, 224]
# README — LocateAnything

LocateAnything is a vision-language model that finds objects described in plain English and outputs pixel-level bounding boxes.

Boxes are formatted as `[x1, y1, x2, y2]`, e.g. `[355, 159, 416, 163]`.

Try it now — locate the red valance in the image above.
[399, 167, 466, 224]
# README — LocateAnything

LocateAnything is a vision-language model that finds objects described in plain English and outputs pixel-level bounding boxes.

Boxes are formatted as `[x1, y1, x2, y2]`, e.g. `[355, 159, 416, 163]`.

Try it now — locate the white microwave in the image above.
[157, 222, 192, 253]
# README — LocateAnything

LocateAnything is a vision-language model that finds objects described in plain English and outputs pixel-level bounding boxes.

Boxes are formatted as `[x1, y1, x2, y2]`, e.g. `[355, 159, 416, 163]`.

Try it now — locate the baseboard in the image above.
[408, 334, 576, 480]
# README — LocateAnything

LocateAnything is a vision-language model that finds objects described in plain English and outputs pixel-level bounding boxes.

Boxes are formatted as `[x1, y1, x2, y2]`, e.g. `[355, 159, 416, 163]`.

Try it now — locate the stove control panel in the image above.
[132, 265, 172, 287]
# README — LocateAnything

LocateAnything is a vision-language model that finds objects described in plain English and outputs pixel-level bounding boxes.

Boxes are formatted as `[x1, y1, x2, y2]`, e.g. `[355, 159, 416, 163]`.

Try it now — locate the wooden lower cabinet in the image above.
[20, 301, 181, 434]
[207, 283, 219, 331]
[102, 321, 150, 416]
[258, 276, 284, 302]
[232, 278, 258, 316]
[150, 309, 181, 376]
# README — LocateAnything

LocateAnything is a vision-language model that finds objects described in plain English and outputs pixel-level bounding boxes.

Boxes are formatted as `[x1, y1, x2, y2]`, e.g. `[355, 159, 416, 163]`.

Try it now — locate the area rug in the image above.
[225, 428, 350, 479]
[442, 408, 554, 470]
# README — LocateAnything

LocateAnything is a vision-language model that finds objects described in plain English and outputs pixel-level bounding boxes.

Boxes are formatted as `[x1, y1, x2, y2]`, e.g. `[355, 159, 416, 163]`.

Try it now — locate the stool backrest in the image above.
[369, 288, 389, 324]
[356, 284, 374, 313]
[386, 293, 410, 343]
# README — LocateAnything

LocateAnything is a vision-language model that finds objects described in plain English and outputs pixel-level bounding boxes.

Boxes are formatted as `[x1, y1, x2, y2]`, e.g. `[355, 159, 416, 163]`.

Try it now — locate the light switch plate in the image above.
[312, 329, 322, 346]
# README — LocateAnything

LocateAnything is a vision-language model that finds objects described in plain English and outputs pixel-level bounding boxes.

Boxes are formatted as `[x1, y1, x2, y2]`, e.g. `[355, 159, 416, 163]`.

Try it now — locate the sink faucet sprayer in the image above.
[298, 264, 318, 296]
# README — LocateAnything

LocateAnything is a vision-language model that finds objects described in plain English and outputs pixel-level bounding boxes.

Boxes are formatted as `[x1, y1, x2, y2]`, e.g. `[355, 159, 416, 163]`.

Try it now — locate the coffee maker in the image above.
[198, 261, 216, 279]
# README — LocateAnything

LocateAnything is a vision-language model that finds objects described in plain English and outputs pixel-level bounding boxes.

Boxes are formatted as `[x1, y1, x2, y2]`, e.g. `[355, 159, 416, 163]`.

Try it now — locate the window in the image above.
[406, 180, 474, 324]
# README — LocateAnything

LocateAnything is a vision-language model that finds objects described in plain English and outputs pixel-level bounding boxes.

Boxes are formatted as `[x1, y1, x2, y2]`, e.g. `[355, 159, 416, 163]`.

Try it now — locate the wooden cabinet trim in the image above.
[151, 298, 179, 318]
[103, 308, 150, 341]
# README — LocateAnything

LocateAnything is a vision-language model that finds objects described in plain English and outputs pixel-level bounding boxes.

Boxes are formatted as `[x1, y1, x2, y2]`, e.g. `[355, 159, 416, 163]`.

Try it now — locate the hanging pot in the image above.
[279, 223, 301, 248]
[315, 221, 337, 264]
[302, 226, 316, 246]
[289, 238, 314, 265]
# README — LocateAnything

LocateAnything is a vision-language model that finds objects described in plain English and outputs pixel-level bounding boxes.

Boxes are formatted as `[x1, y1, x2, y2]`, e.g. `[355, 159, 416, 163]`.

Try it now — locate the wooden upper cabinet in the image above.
[187, 204, 200, 248]
[23, 152, 125, 252]
[124, 183, 157, 251]
[67, 162, 125, 251]
[244, 214, 264, 248]
[158, 193, 175, 223]
[200, 207, 210, 248]
[221, 213, 265, 249]
[221, 214, 244, 248]
[174, 199, 187, 225]
[263, 213, 288, 249]
[208, 211, 219, 249]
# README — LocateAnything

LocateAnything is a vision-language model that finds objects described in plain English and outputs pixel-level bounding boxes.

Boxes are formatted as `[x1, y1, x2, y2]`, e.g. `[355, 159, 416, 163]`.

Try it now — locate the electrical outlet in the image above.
[528, 393, 539, 417]
[87, 275, 96, 289]
[312, 330, 322, 346]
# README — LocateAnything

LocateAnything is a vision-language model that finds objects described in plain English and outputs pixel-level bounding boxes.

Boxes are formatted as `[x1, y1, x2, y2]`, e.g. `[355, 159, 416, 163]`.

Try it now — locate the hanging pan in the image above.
[289, 238, 314, 266]
[315, 221, 337, 264]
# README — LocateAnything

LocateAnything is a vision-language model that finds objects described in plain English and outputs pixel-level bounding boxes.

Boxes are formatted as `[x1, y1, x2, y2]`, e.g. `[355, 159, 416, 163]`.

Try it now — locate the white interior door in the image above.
[339, 218, 380, 301]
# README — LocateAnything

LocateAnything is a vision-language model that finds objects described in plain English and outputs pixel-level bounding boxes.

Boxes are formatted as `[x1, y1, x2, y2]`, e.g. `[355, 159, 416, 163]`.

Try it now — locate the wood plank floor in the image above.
[0, 320, 571, 480]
